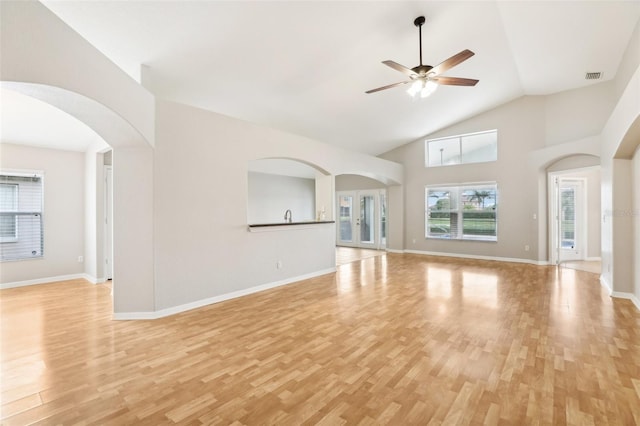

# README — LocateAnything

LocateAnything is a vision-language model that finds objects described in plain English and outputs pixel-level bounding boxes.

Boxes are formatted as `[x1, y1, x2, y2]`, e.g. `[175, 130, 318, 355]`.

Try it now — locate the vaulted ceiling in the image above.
[4, 1, 640, 155]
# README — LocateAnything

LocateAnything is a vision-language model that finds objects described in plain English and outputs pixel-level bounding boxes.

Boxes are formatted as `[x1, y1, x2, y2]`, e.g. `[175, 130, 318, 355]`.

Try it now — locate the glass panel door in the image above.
[557, 179, 583, 262]
[560, 186, 576, 250]
[380, 193, 387, 248]
[337, 194, 354, 245]
[359, 194, 376, 246]
[336, 190, 386, 249]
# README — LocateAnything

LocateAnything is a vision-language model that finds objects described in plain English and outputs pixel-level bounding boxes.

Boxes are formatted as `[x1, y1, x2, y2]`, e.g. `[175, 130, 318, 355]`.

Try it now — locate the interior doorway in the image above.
[554, 177, 585, 262]
[549, 166, 600, 266]
[104, 165, 113, 280]
[336, 190, 387, 250]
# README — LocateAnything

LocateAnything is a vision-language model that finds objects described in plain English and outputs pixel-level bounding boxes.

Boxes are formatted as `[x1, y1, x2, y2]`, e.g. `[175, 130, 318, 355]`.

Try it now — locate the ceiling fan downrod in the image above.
[414, 16, 426, 66]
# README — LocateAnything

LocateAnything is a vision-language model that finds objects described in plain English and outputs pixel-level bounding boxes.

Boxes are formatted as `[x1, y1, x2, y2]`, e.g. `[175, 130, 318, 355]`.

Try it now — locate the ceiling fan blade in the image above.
[365, 80, 411, 94]
[382, 60, 418, 78]
[432, 76, 479, 86]
[430, 49, 475, 76]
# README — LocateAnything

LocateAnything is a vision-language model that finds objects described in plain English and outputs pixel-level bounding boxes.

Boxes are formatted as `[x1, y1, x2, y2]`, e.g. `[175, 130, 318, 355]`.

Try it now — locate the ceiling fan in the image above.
[366, 16, 478, 98]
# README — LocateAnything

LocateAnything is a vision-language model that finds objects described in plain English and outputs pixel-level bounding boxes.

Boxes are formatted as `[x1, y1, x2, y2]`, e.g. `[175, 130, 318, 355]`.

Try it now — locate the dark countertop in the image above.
[248, 220, 335, 228]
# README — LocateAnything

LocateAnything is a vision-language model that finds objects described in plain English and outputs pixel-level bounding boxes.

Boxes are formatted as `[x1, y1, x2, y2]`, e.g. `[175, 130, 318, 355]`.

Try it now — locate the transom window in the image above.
[426, 183, 498, 241]
[425, 129, 497, 167]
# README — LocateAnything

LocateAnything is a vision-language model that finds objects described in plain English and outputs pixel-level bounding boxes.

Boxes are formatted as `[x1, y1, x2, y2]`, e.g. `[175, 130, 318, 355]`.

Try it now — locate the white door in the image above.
[105, 166, 113, 280]
[336, 190, 386, 249]
[551, 177, 585, 263]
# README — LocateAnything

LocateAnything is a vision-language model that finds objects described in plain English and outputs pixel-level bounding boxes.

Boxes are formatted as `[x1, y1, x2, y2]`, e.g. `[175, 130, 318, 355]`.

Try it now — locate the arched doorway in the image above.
[335, 174, 388, 250]
[1, 82, 155, 315]
[546, 154, 601, 270]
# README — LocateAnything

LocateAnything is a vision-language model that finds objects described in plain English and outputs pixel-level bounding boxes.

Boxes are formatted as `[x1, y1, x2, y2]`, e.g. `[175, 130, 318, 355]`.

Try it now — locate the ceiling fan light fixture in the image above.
[407, 79, 424, 96]
[366, 16, 478, 96]
[420, 80, 438, 98]
[407, 79, 438, 98]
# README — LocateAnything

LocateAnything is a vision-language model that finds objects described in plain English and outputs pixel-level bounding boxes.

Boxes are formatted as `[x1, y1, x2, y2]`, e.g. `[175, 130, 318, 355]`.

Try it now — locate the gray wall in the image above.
[381, 96, 547, 261]
[153, 99, 402, 312]
[633, 146, 640, 304]
[0, 143, 85, 284]
[248, 172, 315, 224]
[335, 174, 386, 191]
[548, 161, 601, 260]
[381, 82, 616, 263]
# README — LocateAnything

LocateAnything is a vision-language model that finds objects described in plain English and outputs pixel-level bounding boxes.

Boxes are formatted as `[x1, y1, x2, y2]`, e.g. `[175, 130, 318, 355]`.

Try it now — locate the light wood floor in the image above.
[336, 247, 385, 266]
[1, 254, 639, 425]
[560, 260, 602, 275]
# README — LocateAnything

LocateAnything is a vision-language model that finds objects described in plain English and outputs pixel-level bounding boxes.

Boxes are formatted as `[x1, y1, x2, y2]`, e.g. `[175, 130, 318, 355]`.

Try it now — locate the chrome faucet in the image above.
[284, 209, 292, 223]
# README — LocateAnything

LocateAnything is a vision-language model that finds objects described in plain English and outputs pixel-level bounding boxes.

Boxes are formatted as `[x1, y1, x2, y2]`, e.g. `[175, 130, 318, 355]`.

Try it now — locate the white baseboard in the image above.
[0, 273, 90, 290]
[585, 257, 602, 262]
[113, 267, 337, 320]
[385, 249, 405, 254]
[600, 276, 640, 312]
[403, 249, 548, 266]
[610, 291, 640, 311]
[599, 275, 612, 293]
[83, 274, 107, 284]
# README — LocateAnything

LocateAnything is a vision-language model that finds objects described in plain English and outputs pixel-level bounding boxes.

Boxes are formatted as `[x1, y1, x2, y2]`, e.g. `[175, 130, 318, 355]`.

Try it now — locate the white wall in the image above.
[0, 1, 154, 146]
[248, 172, 315, 224]
[335, 174, 386, 191]
[545, 82, 616, 146]
[3, 0, 405, 317]
[1, 1, 156, 313]
[600, 65, 640, 296]
[153, 99, 402, 312]
[83, 145, 105, 283]
[381, 66, 633, 265]
[381, 96, 546, 261]
[0, 143, 84, 285]
[633, 146, 640, 305]
[547, 157, 601, 260]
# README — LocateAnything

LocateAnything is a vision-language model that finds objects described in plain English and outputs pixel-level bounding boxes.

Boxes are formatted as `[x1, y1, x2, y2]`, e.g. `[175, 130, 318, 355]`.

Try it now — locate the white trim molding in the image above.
[385, 249, 405, 254]
[403, 249, 549, 266]
[113, 267, 337, 320]
[83, 274, 107, 285]
[0, 273, 91, 289]
[610, 291, 640, 312]
[599, 275, 613, 294]
[600, 276, 640, 312]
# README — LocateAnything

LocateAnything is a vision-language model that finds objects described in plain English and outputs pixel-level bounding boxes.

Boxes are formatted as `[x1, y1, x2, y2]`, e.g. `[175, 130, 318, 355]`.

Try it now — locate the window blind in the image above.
[0, 173, 44, 261]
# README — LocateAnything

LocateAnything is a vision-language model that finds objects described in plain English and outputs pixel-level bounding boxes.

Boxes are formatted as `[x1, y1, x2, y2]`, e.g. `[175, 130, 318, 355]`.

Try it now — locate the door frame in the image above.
[336, 189, 386, 250]
[104, 165, 113, 280]
[548, 171, 588, 264]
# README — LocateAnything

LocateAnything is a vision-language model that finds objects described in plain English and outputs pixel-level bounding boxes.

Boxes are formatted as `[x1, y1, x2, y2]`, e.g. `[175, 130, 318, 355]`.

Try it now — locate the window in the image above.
[0, 172, 44, 261]
[426, 183, 497, 241]
[425, 130, 497, 167]
[0, 184, 18, 242]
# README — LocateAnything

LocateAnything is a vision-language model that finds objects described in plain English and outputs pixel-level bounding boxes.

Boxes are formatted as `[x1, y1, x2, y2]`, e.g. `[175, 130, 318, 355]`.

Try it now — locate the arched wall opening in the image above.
[545, 154, 601, 266]
[1, 82, 155, 314]
[335, 174, 389, 250]
[609, 116, 640, 303]
[247, 158, 330, 225]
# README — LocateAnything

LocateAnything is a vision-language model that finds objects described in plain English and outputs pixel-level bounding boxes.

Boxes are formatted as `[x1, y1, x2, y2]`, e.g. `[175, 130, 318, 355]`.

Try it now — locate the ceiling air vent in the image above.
[585, 72, 602, 80]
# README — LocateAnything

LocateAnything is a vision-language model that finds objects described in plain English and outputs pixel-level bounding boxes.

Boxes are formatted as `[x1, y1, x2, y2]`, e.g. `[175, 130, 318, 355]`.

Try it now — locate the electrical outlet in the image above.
[77, 255, 84, 263]
[412, 239, 416, 244]
[524, 245, 530, 251]
[276, 260, 282, 269]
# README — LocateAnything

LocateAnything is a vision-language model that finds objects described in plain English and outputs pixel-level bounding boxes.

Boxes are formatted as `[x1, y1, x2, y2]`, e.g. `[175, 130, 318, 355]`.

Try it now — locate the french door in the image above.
[336, 190, 386, 249]
[551, 177, 585, 263]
